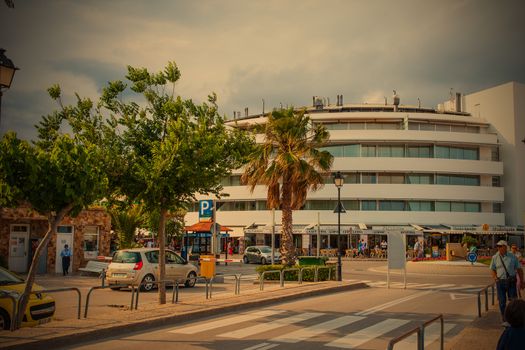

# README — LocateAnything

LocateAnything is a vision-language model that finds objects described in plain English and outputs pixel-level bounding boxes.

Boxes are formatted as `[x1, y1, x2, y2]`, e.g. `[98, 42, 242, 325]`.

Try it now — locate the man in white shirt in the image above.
[491, 240, 525, 324]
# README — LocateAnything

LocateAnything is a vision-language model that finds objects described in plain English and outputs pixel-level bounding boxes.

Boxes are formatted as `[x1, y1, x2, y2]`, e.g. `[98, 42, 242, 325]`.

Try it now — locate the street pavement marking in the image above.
[356, 290, 434, 316]
[272, 315, 365, 343]
[325, 318, 410, 349]
[421, 283, 456, 289]
[450, 293, 476, 300]
[442, 284, 475, 290]
[394, 322, 456, 348]
[168, 309, 285, 334]
[242, 343, 279, 350]
[218, 312, 324, 339]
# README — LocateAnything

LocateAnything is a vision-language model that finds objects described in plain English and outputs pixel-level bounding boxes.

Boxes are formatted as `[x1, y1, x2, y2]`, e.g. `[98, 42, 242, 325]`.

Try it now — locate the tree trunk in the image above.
[280, 180, 295, 266]
[16, 205, 72, 329]
[158, 208, 167, 304]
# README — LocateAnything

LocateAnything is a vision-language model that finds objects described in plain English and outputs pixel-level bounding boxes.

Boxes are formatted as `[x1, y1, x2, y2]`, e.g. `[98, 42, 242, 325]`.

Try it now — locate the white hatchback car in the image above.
[106, 248, 198, 291]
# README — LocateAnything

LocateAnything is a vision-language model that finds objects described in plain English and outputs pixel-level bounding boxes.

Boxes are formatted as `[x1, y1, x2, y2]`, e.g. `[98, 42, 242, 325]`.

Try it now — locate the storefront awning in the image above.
[184, 222, 232, 232]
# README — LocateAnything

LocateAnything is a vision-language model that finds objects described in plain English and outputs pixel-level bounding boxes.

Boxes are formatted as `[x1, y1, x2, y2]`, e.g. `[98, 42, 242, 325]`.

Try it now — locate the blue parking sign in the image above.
[199, 200, 213, 220]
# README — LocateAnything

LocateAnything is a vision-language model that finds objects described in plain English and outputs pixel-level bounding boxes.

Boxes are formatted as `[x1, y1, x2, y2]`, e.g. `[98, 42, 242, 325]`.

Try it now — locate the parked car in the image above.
[243, 246, 281, 264]
[0, 267, 55, 330]
[106, 248, 198, 291]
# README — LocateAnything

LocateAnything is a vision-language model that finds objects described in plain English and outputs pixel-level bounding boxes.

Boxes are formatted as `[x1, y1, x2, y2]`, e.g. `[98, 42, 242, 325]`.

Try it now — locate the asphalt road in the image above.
[31, 259, 494, 349]
[57, 282, 480, 350]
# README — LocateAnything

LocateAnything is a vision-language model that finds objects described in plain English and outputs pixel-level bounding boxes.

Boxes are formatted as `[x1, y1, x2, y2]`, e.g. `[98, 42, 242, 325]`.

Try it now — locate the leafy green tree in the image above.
[241, 108, 333, 266]
[0, 127, 108, 328]
[110, 204, 145, 249]
[98, 62, 253, 303]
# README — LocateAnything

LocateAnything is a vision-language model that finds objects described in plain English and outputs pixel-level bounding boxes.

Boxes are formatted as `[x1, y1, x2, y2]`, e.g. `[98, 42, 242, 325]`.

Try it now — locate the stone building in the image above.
[0, 206, 111, 274]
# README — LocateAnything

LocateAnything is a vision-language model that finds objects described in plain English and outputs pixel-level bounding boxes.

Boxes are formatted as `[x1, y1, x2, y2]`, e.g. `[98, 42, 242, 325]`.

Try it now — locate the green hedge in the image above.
[255, 264, 335, 282]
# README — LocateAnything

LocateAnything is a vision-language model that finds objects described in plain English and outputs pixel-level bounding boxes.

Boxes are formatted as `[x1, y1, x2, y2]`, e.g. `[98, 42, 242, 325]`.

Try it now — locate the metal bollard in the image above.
[100, 269, 106, 287]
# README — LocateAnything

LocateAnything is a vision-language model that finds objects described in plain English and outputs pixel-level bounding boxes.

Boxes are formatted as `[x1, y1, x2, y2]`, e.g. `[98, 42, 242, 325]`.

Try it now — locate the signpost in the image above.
[467, 251, 478, 265]
[387, 231, 407, 289]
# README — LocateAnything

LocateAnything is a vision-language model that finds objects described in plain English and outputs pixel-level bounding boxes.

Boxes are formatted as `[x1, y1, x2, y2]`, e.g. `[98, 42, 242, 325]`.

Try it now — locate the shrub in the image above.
[255, 264, 335, 281]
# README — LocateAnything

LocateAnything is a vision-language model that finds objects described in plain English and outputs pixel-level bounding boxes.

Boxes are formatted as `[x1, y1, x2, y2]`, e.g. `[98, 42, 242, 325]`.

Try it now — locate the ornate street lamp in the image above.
[333, 171, 345, 281]
[0, 48, 19, 130]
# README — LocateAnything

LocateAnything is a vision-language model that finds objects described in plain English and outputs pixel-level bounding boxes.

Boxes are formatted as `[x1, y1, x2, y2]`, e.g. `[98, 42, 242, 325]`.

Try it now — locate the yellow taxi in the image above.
[0, 267, 55, 330]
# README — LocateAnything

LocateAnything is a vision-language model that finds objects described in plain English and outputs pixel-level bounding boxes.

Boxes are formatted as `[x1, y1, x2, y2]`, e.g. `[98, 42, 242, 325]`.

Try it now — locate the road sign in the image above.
[199, 200, 213, 221]
[467, 252, 478, 263]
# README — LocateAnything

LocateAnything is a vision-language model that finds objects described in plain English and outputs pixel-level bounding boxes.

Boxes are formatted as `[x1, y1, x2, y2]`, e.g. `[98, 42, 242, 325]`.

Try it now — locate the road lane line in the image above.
[356, 290, 434, 316]
[218, 312, 324, 339]
[422, 283, 455, 289]
[272, 315, 365, 343]
[168, 309, 285, 334]
[325, 318, 410, 349]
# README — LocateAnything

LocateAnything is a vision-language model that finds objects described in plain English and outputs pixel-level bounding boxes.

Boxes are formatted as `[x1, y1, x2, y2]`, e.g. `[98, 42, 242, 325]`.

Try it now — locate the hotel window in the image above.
[492, 176, 501, 187]
[406, 174, 434, 184]
[378, 145, 404, 157]
[407, 201, 433, 211]
[341, 200, 359, 210]
[435, 202, 451, 211]
[361, 145, 376, 157]
[435, 124, 451, 132]
[361, 200, 377, 210]
[419, 123, 435, 131]
[348, 122, 366, 130]
[343, 144, 360, 157]
[83, 226, 99, 259]
[361, 173, 376, 184]
[416, 145, 432, 158]
[344, 173, 359, 184]
[379, 201, 405, 211]
[493, 203, 502, 213]
[378, 173, 405, 184]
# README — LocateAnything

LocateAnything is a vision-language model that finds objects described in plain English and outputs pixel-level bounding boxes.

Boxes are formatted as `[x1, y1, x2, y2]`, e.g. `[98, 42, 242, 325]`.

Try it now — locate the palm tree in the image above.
[110, 204, 145, 249]
[242, 108, 333, 266]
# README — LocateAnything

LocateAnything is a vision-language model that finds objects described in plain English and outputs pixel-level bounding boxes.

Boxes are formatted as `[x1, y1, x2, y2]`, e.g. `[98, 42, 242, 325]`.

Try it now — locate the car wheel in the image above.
[140, 274, 155, 292]
[260, 257, 267, 265]
[0, 309, 10, 330]
[243, 256, 249, 264]
[185, 271, 197, 288]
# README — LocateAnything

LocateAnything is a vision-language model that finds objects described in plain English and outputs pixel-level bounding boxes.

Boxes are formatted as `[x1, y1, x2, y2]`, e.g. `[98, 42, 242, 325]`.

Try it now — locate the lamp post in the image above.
[0, 49, 19, 131]
[333, 171, 345, 281]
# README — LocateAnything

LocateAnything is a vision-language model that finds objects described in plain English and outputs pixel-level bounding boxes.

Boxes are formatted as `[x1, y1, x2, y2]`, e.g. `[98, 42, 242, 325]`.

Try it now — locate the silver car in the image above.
[106, 248, 198, 291]
[243, 246, 281, 264]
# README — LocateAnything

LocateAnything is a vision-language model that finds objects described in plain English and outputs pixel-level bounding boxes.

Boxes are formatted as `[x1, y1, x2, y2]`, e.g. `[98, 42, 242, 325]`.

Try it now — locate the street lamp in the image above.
[333, 171, 345, 281]
[0, 48, 19, 130]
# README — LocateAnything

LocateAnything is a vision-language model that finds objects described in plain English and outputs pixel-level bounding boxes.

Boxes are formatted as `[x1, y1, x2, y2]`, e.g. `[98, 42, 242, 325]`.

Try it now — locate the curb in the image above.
[0, 282, 367, 350]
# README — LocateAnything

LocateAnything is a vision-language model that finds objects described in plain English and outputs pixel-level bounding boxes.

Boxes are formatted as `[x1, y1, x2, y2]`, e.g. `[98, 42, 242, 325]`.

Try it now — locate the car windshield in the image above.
[259, 247, 272, 253]
[112, 251, 142, 264]
[0, 268, 24, 285]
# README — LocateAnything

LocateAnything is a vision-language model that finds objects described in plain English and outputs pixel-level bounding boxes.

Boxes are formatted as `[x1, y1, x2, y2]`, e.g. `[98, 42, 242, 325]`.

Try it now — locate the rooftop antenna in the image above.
[262, 98, 265, 114]
[418, 98, 421, 108]
[384, 96, 387, 105]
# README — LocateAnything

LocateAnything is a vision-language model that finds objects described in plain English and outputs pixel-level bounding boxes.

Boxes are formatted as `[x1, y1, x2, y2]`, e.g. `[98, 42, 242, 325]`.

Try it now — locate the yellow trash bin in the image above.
[200, 255, 216, 278]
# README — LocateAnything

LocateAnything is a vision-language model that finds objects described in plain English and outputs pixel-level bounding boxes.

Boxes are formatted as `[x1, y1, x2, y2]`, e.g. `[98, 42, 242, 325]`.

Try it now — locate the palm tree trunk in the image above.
[280, 181, 295, 266]
[158, 208, 167, 304]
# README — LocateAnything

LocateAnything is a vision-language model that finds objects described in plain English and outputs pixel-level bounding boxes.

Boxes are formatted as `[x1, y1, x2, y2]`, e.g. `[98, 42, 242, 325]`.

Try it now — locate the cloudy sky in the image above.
[1, 0, 524, 139]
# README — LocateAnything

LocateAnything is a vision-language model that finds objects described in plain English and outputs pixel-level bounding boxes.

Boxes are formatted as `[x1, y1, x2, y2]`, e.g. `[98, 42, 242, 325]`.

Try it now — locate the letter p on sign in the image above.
[199, 200, 213, 220]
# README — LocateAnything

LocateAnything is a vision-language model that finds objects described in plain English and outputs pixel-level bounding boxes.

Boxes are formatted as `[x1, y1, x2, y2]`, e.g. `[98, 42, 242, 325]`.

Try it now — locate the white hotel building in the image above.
[185, 82, 524, 254]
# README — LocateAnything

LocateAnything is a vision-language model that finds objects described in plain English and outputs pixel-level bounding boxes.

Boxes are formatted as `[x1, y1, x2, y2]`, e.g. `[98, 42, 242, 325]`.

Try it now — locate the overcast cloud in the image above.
[1, 0, 524, 139]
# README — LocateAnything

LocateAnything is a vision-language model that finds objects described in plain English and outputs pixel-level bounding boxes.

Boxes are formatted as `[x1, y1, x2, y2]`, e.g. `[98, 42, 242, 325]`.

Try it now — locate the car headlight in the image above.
[0, 290, 21, 299]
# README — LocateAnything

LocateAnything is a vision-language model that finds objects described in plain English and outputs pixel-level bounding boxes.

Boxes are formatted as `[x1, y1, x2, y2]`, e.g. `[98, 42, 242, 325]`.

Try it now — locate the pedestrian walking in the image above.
[491, 240, 525, 325]
[510, 244, 524, 297]
[496, 299, 525, 349]
[60, 244, 72, 276]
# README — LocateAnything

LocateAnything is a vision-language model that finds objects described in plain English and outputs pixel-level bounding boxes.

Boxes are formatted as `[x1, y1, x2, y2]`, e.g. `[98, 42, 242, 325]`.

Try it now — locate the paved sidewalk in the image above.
[447, 307, 502, 350]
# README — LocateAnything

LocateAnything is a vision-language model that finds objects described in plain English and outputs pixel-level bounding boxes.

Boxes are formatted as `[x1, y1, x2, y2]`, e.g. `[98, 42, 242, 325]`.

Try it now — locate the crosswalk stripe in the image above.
[272, 315, 365, 343]
[242, 343, 279, 350]
[422, 284, 456, 289]
[441, 285, 475, 290]
[218, 312, 324, 339]
[325, 318, 410, 349]
[168, 309, 285, 334]
[394, 322, 456, 348]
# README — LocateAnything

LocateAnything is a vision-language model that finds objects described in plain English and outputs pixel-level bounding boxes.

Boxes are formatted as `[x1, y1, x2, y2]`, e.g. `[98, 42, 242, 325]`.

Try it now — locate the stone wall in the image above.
[0, 206, 111, 273]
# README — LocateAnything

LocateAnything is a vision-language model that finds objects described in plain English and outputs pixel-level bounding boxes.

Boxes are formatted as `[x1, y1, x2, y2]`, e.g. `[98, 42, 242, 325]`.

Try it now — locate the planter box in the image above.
[297, 256, 328, 266]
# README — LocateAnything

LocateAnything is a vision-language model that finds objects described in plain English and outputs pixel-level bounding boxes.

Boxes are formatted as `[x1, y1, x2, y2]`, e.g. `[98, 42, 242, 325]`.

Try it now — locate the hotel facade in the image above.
[185, 82, 525, 255]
